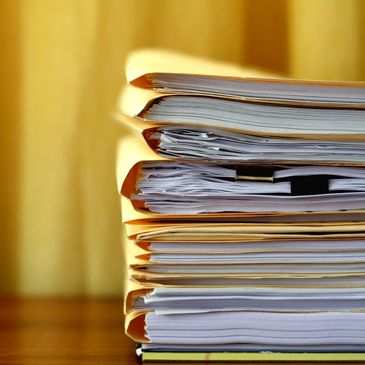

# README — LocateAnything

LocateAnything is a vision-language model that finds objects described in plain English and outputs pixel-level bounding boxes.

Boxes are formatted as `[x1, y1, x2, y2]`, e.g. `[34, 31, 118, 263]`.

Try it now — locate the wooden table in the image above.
[1, 298, 363, 364]
[0, 298, 137, 364]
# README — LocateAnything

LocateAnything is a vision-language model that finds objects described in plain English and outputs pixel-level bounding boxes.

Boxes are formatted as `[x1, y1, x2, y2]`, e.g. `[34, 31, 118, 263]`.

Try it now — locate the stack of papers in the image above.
[133, 163, 365, 214]
[145, 126, 365, 164]
[116, 49, 365, 363]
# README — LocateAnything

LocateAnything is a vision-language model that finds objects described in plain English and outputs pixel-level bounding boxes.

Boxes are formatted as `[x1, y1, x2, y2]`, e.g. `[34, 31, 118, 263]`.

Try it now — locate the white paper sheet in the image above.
[135, 163, 365, 214]
[145, 311, 365, 345]
[143, 95, 365, 134]
[149, 126, 365, 163]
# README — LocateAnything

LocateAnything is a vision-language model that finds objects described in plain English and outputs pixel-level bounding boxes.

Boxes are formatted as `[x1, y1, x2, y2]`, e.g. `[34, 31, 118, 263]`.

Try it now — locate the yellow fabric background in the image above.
[0, 0, 364, 296]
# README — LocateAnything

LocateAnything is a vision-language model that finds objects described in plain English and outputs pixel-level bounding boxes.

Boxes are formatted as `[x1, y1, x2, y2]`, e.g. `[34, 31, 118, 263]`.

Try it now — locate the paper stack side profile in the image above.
[116, 49, 365, 363]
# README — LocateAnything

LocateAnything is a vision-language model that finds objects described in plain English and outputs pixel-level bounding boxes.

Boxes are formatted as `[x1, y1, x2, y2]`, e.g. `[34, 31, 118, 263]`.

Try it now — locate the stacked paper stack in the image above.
[117, 50, 365, 363]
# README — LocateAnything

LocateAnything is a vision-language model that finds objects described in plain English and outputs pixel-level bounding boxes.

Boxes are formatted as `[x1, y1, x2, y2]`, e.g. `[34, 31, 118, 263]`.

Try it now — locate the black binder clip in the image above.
[290, 176, 330, 195]
[236, 166, 275, 182]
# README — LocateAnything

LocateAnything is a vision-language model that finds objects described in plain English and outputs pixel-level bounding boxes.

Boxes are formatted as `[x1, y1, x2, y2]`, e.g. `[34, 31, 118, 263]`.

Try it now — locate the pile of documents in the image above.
[117, 49, 365, 363]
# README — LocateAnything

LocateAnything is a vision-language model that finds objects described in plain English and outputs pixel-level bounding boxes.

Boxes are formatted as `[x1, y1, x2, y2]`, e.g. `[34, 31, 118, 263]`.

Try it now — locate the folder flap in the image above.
[124, 218, 170, 238]
[122, 196, 166, 224]
[121, 194, 280, 225]
[125, 311, 150, 343]
[115, 112, 169, 156]
[123, 236, 155, 314]
[131, 269, 365, 279]
[133, 222, 365, 241]
[124, 237, 147, 266]
[118, 83, 168, 118]
[133, 278, 365, 289]
[116, 133, 166, 197]
[126, 216, 365, 242]
[125, 287, 153, 313]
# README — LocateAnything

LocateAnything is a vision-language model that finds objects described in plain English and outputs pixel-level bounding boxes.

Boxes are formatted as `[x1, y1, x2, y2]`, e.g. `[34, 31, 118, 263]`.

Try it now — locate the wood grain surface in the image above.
[0, 298, 137, 364]
[1, 298, 363, 365]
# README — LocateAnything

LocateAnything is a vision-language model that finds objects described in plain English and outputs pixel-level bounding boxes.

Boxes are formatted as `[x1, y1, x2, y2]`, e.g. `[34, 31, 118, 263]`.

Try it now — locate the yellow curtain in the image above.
[0, 0, 364, 296]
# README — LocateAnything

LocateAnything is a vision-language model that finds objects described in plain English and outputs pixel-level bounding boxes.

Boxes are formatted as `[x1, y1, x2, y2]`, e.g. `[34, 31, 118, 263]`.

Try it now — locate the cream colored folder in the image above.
[126, 49, 365, 110]
[118, 49, 365, 147]
[117, 132, 365, 224]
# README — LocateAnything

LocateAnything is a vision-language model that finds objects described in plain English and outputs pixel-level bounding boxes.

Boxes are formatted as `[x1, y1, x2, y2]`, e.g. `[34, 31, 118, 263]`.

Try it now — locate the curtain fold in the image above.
[0, 0, 363, 295]
[289, 0, 365, 81]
